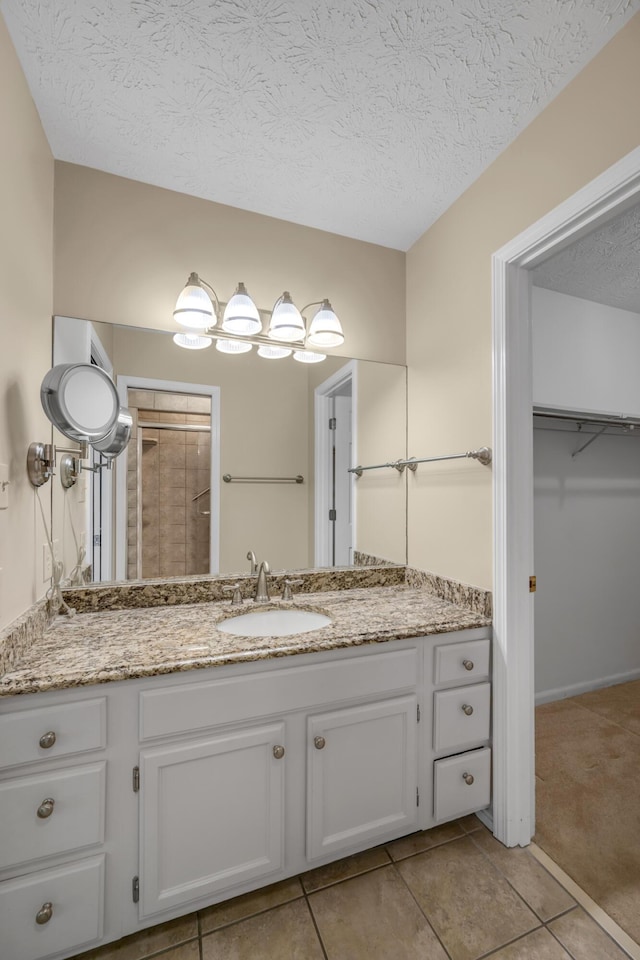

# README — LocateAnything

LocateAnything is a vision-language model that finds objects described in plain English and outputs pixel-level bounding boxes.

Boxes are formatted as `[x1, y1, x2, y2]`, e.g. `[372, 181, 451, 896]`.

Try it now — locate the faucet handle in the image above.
[247, 550, 257, 574]
[223, 583, 243, 606]
[282, 578, 303, 601]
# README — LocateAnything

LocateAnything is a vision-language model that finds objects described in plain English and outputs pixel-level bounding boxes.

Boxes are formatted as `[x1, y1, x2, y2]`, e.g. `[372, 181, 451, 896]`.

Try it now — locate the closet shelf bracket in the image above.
[572, 425, 608, 458]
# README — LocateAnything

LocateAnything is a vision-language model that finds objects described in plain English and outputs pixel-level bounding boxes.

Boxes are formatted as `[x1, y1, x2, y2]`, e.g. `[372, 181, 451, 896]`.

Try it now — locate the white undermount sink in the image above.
[218, 608, 332, 637]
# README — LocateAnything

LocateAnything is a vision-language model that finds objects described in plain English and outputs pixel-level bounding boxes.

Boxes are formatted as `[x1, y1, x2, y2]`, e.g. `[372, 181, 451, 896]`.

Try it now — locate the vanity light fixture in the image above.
[172, 332, 212, 350]
[257, 344, 292, 360]
[216, 338, 252, 355]
[173, 273, 343, 364]
[292, 350, 326, 364]
[222, 282, 262, 336]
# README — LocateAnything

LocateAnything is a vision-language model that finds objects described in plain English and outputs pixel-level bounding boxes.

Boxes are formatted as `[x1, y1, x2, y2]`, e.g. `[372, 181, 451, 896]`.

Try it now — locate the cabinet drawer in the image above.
[433, 682, 490, 753]
[0, 763, 106, 871]
[434, 748, 491, 822]
[434, 638, 490, 685]
[0, 854, 104, 960]
[0, 698, 106, 770]
[140, 648, 418, 740]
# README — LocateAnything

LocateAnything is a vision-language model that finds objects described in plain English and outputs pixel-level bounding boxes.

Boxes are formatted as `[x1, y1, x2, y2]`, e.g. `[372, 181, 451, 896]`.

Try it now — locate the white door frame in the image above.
[115, 376, 221, 580]
[492, 146, 640, 848]
[314, 361, 358, 567]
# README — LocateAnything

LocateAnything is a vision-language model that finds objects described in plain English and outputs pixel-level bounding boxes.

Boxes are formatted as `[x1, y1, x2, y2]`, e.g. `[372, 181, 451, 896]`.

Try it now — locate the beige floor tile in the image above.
[484, 927, 572, 959]
[301, 845, 390, 892]
[386, 821, 464, 861]
[309, 864, 448, 960]
[471, 829, 575, 920]
[201, 898, 324, 960]
[458, 814, 484, 833]
[199, 877, 303, 933]
[573, 680, 640, 738]
[71, 915, 198, 960]
[549, 907, 634, 960]
[397, 836, 539, 960]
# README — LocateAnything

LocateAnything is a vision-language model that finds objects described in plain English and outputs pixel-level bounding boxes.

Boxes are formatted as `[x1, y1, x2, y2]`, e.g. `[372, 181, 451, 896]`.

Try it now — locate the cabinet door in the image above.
[139, 722, 285, 917]
[307, 696, 417, 861]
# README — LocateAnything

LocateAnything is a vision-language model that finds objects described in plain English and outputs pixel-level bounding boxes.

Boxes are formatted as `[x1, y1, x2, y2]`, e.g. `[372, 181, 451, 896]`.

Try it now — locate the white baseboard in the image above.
[535, 667, 640, 706]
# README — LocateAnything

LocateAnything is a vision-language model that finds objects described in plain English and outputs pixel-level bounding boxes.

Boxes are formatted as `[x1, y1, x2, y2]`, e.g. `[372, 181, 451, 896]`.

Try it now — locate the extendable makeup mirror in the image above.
[28, 363, 132, 487]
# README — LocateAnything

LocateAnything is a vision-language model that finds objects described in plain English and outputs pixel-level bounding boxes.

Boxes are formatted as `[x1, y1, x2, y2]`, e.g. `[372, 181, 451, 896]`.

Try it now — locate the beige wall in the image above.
[53, 164, 406, 365]
[0, 18, 54, 629]
[356, 362, 407, 564]
[406, 13, 640, 590]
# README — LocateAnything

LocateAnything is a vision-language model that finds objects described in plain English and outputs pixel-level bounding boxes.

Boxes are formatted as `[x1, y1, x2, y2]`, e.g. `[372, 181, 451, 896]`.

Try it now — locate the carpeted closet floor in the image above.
[535, 680, 640, 944]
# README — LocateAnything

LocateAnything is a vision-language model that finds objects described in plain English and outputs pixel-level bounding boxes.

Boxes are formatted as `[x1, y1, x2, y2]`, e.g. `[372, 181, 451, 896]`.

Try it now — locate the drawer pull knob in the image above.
[463, 659, 474, 671]
[314, 736, 326, 750]
[462, 772, 475, 786]
[272, 745, 285, 760]
[39, 731, 56, 749]
[461, 704, 474, 716]
[37, 798, 55, 819]
[36, 903, 53, 925]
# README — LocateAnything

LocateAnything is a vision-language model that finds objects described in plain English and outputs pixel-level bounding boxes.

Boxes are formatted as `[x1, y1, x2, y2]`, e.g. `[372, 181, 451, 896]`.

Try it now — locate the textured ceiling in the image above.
[2, 1, 638, 250]
[533, 201, 640, 314]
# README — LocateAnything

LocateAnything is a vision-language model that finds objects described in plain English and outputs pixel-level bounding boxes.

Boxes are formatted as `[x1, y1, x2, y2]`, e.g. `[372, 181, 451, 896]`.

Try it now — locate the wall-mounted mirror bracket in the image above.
[27, 441, 90, 488]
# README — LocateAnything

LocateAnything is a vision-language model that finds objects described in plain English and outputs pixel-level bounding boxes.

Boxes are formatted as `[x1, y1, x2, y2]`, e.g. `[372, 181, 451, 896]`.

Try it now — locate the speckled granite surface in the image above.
[406, 568, 492, 618]
[60, 565, 406, 614]
[0, 585, 491, 697]
[353, 551, 399, 567]
[0, 597, 56, 677]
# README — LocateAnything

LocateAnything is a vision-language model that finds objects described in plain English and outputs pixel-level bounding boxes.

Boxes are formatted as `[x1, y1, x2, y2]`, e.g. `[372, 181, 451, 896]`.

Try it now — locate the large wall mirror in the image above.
[51, 316, 408, 584]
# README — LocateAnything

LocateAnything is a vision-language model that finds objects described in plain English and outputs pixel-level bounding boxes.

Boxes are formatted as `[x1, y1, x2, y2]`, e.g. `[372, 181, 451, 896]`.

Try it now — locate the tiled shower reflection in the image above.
[126, 389, 211, 579]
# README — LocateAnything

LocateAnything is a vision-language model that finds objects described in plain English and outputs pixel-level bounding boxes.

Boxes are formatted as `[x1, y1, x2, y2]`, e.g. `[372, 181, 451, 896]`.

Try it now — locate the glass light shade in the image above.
[257, 344, 292, 360]
[293, 350, 326, 364]
[222, 282, 262, 335]
[307, 300, 344, 348]
[173, 273, 216, 330]
[173, 332, 212, 350]
[216, 338, 252, 354]
[268, 292, 305, 342]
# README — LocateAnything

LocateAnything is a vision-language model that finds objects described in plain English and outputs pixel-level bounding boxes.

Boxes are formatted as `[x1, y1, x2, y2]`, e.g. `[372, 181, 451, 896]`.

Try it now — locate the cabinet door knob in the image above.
[314, 736, 326, 750]
[36, 902, 53, 925]
[462, 772, 474, 786]
[462, 659, 474, 671]
[272, 745, 285, 759]
[37, 798, 55, 819]
[39, 731, 56, 749]
[461, 704, 474, 716]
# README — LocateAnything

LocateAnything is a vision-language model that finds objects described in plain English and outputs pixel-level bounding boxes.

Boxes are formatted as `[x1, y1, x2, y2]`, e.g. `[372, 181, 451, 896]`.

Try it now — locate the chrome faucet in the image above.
[254, 560, 270, 603]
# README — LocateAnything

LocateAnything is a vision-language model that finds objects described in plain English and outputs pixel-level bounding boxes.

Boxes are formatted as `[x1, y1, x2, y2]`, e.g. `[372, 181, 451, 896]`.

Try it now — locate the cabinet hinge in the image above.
[329, 417, 336, 430]
[132, 876, 139, 903]
[132, 766, 140, 793]
[329, 508, 337, 521]
[416, 787, 420, 807]
[529, 575, 537, 593]
[417, 704, 420, 723]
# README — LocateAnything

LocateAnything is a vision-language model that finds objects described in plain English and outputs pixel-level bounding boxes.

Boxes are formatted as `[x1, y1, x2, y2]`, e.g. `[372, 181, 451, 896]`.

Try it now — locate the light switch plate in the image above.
[0, 464, 8, 509]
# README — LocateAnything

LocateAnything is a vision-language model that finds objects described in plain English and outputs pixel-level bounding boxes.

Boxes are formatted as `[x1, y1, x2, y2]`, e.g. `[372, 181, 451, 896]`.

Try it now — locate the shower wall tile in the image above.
[187, 396, 211, 414]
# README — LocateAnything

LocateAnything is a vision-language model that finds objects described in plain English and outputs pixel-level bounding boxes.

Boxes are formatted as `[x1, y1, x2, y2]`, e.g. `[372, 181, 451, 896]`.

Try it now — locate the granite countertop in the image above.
[0, 584, 491, 697]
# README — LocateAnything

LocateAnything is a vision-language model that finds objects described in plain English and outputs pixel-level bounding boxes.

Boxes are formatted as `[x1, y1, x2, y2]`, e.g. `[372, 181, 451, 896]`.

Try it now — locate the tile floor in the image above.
[73, 816, 634, 960]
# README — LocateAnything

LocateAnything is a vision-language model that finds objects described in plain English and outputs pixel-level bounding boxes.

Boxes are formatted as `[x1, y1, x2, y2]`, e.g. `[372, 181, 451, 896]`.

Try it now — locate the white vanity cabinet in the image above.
[307, 695, 418, 860]
[138, 721, 286, 917]
[0, 623, 491, 959]
[0, 697, 108, 960]
[429, 634, 492, 823]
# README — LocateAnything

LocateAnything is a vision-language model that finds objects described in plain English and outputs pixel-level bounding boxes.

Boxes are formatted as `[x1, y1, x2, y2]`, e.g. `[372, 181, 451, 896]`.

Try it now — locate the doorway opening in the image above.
[314, 361, 357, 567]
[115, 376, 220, 580]
[492, 146, 640, 853]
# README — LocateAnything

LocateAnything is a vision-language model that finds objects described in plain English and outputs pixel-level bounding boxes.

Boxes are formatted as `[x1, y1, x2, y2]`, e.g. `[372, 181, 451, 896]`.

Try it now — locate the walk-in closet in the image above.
[530, 202, 640, 945]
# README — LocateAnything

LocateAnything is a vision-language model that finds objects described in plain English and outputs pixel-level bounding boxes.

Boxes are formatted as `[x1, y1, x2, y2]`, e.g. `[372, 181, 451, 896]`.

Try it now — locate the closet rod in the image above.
[533, 410, 640, 428]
